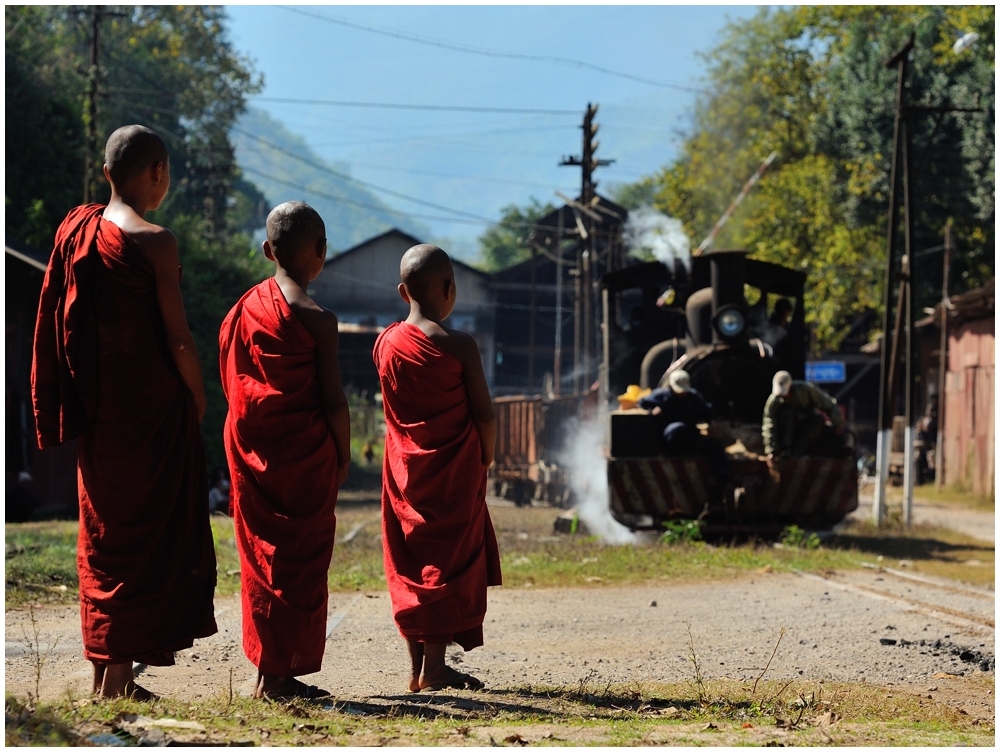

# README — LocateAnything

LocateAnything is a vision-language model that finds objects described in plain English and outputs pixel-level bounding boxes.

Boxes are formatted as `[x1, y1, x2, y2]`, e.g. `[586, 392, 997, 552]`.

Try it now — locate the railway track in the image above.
[794, 565, 995, 634]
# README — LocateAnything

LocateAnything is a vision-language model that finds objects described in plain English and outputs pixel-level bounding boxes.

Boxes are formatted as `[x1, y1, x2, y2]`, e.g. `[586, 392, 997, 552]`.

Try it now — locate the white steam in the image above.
[556, 417, 636, 545]
[625, 206, 691, 270]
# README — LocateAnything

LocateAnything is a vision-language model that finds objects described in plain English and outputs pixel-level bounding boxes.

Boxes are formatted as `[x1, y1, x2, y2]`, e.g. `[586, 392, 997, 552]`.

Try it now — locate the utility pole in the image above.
[902, 105, 915, 527]
[528, 245, 536, 390]
[553, 208, 564, 396]
[874, 33, 982, 525]
[83, 5, 102, 204]
[560, 103, 614, 392]
[934, 223, 951, 490]
[873, 36, 913, 526]
[81, 5, 125, 202]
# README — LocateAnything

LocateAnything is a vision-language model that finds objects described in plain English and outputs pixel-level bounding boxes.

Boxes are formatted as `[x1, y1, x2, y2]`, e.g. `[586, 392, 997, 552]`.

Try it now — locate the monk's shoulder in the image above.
[289, 295, 338, 343]
[131, 222, 178, 262]
[435, 326, 478, 364]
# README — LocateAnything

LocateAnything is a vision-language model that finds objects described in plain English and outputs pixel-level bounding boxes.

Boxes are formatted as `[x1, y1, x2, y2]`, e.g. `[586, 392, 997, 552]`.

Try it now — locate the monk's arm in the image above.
[146, 229, 207, 421]
[311, 311, 352, 486]
[457, 333, 496, 467]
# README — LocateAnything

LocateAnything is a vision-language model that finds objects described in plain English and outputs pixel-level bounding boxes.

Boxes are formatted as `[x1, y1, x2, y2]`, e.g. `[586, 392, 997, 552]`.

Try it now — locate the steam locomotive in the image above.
[601, 249, 858, 531]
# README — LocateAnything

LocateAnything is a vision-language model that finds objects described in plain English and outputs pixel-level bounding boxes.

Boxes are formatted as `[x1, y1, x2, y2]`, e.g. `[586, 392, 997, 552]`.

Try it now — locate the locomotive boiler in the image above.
[601, 249, 858, 531]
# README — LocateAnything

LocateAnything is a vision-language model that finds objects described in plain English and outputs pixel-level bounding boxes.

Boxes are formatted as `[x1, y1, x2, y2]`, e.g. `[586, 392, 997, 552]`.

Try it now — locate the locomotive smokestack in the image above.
[709, 250, 747, 311]
[708, 250, 749, 345]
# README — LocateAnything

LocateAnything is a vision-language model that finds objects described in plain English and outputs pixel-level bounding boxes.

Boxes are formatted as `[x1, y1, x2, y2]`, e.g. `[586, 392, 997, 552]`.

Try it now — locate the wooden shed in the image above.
[937, 279, 994, 495]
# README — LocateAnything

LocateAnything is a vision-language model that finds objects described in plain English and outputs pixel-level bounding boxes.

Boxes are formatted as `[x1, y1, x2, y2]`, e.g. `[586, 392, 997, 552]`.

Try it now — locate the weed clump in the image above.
[660, 520, 703, 545]
[780, 525, 821, 549]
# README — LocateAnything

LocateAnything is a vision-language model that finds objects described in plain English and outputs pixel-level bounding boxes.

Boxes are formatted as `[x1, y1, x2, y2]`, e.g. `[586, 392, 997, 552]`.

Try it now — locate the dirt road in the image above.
[5, 565, 994, 721]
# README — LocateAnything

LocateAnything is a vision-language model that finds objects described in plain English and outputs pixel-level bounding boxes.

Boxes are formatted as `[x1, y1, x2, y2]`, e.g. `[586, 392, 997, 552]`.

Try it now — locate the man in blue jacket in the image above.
[638, 369, 734, 490]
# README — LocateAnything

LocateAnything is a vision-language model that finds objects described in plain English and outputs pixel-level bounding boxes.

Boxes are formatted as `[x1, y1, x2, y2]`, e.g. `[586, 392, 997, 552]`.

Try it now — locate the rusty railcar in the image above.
[492, 393, 584, 506]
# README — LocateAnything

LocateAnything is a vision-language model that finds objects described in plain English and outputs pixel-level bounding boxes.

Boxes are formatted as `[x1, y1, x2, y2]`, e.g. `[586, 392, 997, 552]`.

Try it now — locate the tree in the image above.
[5, 6, 263, 241]
[610, 178, 657, 212]
[5, 6, 271, 470]
[478, 198, 555, 271]
[813, 6, 994, 299]
[167, 214, 271, 467]
[5, 7, 87, 246]
[638, 5, 994, 352]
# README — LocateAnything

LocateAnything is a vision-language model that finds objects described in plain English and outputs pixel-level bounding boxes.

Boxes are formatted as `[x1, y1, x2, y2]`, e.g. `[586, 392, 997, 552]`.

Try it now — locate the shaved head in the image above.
[265, 201, 326, 262]
[104, 125, 168, 185]
[400, 244, 453, 301]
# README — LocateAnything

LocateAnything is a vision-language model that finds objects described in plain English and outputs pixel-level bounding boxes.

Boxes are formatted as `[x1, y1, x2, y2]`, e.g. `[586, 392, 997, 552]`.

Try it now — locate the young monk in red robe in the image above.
[374, 244, 502, 692]
[31, 125, 218, 700]
[219, 201, 351, 700]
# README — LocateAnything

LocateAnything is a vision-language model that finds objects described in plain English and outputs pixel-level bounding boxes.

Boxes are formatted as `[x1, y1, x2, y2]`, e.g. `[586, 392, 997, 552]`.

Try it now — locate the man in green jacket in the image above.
[762, 371, 848, 469]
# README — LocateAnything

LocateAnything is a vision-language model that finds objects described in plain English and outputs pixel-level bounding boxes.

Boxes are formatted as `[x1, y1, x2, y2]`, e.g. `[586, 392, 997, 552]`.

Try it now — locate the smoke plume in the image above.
[556, 417, 636, 544]
[624, 206, 691, 270]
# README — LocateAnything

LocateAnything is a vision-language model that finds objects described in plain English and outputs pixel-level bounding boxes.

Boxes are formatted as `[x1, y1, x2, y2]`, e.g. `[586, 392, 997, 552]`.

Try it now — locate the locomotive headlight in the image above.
[714, 307, 746, 338]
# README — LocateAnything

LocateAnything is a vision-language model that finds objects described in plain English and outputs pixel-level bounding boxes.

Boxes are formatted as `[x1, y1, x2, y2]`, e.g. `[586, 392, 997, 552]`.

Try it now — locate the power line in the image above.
[239, 165, 486, 227]
[280, 5, 707, 94]
[251, 96, 579, 116]
[121, 100, 570, 231]
[319, 159, 579, 192]
[297, 123, 573, 146]
[115, 87, 515, 225]
[240, 127, 574, 155]
[233, 125, 498, 223]
[237, 147, 577, 192]
[239, 165, 569, 237]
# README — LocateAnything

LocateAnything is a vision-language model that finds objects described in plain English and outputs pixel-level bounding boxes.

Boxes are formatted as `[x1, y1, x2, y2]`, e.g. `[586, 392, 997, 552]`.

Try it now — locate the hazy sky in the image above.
[226, 4, 762, 256]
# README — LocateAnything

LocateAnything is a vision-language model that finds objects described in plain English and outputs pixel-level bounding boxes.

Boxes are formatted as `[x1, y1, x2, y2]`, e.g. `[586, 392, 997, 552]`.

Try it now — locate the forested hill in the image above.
[233, 107, 429, 252]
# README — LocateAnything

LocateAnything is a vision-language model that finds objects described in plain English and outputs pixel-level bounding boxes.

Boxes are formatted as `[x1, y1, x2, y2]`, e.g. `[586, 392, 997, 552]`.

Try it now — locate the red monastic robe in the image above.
[374, 322, 502, 649]
[31, 204, 217, 665]
[219, 278, 339, 677]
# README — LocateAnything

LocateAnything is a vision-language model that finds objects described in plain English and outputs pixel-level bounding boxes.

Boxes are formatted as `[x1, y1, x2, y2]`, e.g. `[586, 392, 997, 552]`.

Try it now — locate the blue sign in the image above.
[806, 361, 846, 383]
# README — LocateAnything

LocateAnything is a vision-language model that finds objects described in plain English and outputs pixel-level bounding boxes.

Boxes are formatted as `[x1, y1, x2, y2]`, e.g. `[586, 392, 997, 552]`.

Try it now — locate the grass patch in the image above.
[210, 517, 242, 598]
[7, 505, 993, 608]
[832, 518, 995, 588]
[4, 522, 78, 607]
[7, 677, 993, 746]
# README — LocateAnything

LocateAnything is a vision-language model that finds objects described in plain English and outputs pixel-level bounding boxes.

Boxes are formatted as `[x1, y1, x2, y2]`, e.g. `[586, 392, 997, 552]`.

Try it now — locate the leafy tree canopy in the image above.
[478, 198, 556, 271]
[638, 5, 994, 352]
[5, 5, 271, 468]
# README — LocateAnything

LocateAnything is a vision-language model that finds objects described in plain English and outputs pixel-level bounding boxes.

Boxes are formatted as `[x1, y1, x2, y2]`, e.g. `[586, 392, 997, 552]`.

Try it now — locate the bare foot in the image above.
[95, 663, 158, 701]
[124, 683, 158, 702]
[419, 665, 484, 692]
[255, 674, 331, 701]
[406, 640, 425, 693]
[91, 663, 107, 694]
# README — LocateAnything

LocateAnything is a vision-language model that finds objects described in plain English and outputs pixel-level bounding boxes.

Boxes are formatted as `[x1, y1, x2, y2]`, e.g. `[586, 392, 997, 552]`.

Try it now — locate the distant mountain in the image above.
[232, 107, 430, 254]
